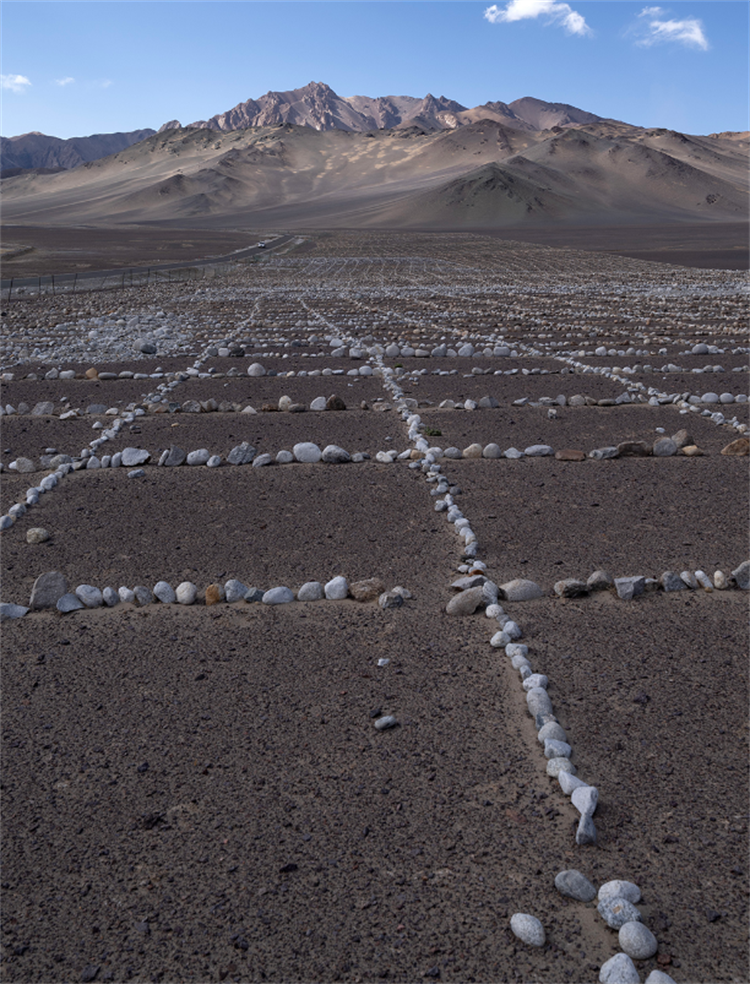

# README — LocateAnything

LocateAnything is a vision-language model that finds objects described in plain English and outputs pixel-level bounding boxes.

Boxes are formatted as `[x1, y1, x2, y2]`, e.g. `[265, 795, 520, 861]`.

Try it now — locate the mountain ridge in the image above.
[167, 81, 611, 135]
[3, 116, 746, 231]
[2, 82, 618, 172]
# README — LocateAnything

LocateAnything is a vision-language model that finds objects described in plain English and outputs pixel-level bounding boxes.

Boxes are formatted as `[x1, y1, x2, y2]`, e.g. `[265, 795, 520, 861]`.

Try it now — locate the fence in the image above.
[3, 257, 257, 306]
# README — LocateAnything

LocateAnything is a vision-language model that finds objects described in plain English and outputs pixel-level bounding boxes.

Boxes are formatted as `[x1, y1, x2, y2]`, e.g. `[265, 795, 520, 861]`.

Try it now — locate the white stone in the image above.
[153, 581, 176, 604]
[599, 880, 641, 904]
[324, 576, 349, 600]
[293, 442, 322, 463]
[262, 586, 295, 605]
[322, 445, 351, 464]
[75, 584, 103, 608]
[558, 771, 588, 795]
[176, 581, 198, 605]
[523, 673, 548, 691]
[509, 913, 545, 947]
[499, 579, 544, 603]
[524, 444, 554, 456]
[619, 921, 658, 960]
[96, 586, 116, 608]
[224, 579, 248, 603]
[118, 586, 136, 604]
[121, 447, 150, 467]
[544, 739, 572, 759]
[645, 972, 677, 984]
[599, 953, 640, 984]
[547, 757, 576, 777]
[297, 581, 324, 601]
[572, 784, 598, 816]
[187, 449, 211, 466]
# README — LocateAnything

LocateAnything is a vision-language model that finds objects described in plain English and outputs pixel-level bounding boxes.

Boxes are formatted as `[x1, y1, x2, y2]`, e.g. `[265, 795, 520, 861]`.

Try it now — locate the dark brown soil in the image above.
[417, 404, 740, 456]
[437, 455, 746, 586]
[1, 227, 262, 277]
[400, 371, 627, 405]
[2, 255, 748, 984]
[481, 221, 750, 271]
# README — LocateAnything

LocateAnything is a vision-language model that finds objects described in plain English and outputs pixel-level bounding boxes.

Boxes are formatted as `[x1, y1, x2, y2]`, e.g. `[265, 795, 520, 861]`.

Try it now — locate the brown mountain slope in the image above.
[2, 119, 746, 230]
[0, 128, 156, 172]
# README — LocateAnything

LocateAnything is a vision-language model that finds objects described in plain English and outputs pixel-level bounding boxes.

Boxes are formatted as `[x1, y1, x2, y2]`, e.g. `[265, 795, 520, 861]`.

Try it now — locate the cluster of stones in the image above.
[554, 561, 750, 599]
[0, 572, 412, 621]
[444, 572, 598, 844]
[512, 874, 674, 984]
[1, 442, 370, 478]
[3, 242, 747, 370]
[546, 353, 748, 436]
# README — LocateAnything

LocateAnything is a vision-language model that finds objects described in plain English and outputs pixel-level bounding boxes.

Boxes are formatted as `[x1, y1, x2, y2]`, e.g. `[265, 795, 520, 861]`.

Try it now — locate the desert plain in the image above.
[0, 228, 748, 984]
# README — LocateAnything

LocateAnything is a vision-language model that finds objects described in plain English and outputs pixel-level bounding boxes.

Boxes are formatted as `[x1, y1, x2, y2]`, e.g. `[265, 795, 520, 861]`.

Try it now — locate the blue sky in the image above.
[2, 1, 748, 139]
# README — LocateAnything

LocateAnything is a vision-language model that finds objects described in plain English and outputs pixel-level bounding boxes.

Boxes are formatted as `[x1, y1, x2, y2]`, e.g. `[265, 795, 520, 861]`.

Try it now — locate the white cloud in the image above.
[1, 74, 32, 94]
[635, 7, 709, 50]
[484, 0, 592, 36]
[98, 79, 113, 89]
[55, 77, 75, 87]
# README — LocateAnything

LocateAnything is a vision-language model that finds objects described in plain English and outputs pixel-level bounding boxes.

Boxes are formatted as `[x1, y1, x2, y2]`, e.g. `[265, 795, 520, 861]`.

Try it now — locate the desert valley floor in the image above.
[0, 231, 748, 984]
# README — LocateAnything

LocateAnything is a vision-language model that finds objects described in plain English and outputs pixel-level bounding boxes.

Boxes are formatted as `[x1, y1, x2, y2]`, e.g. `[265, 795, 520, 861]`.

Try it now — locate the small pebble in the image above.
[374, 715, 398, 731]
[554, 869, 597, 902]
[576, 814, 597, 845]
[297, 581, 325, 601]
[598, 896, 642, 929]
[599, 952, 640, 984]
[599, 880, 642, 904]
[547, 757, 576, 777]
[572, 784, 598, 817]
[262, 586, 295, 605]
[153, 581, 176, 604]
[619, 920, 658, 959]
[509, 913, 545, 947]
[176, 582, 198, 605]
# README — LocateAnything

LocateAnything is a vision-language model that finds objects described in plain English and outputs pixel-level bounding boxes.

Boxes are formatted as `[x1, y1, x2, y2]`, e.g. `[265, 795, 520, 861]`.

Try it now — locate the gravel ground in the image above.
[416, 404, 741, 456]
[1, 237, 748, 984]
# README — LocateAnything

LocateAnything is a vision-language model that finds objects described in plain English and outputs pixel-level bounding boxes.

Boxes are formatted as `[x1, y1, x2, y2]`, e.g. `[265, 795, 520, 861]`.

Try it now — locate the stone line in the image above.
[0, 575, 410, 620]
[374, 353, 692, 984]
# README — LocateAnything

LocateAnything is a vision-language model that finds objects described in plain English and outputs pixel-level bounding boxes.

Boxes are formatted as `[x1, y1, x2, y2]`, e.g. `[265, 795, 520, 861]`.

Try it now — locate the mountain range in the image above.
[2, 81, 747, 231]
[2, 82, 606, 172]
[158, 80, 605, 135]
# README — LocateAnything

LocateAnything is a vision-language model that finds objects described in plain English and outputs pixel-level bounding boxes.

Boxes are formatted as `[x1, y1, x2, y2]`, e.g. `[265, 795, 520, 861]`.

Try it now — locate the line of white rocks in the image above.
[512, 876, 675, 983]
[512, 346, 749, 436]
[0, 440, 378, 535]
[0, 573, 412, 621]
[552, 564, 749, 598]
[373, 361, 688, 983]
